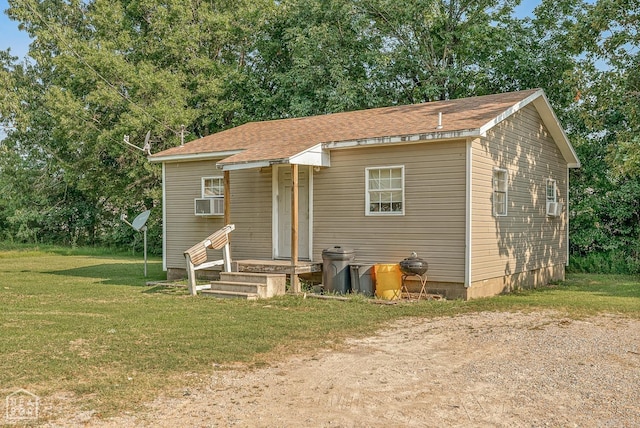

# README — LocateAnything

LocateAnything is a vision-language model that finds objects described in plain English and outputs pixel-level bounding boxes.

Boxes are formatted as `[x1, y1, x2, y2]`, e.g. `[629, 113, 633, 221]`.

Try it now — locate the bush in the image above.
[568, 251, 640, 275]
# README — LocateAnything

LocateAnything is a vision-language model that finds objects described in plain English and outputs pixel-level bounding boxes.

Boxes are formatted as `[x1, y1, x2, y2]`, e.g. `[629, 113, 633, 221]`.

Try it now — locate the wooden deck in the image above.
[233, 259, 322, 275]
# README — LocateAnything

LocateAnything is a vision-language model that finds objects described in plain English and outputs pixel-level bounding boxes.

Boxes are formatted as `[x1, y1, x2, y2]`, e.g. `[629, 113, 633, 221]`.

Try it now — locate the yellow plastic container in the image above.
[373, 264, 402, 300]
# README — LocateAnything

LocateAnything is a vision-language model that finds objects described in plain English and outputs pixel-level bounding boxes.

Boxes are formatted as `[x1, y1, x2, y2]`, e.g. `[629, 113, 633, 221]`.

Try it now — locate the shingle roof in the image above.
[150, 89, 576, 167]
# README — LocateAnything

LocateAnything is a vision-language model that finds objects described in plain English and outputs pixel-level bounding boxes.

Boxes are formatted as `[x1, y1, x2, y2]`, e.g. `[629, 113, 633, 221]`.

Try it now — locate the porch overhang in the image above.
[216, 143, 331, 171]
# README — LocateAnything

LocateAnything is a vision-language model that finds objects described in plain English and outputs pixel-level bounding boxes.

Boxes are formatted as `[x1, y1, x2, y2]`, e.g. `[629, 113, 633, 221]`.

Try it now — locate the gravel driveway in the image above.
[49, 311, 640, 427]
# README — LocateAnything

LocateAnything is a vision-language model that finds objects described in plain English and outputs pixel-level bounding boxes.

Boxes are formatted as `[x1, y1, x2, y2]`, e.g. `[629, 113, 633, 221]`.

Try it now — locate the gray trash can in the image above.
[322, 246, 356, 294]
[350, 263, 374, 296]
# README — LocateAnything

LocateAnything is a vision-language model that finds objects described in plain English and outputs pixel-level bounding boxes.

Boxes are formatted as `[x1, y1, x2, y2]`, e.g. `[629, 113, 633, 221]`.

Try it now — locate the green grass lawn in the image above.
[1, 246, 639, 417]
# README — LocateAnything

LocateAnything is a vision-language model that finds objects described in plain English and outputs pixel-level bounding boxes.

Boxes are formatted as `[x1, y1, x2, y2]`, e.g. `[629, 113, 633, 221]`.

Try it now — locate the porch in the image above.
[171, 259, 322, 284]
[233, 259, 322, 275]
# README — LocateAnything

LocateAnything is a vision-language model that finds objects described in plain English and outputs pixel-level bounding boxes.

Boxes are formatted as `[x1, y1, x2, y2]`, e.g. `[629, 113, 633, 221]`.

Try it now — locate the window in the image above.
[546, 179, 557, 204]
[493, 168, 508, 216]
[366, 166, 404, 215]
[195, 176, 224, 216]
[545, 178, 561, 217]
[203, 177, 224, 198]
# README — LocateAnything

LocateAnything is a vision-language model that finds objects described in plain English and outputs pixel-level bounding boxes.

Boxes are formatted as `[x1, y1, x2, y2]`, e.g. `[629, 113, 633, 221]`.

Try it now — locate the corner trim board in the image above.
[465, 138, 473, 287]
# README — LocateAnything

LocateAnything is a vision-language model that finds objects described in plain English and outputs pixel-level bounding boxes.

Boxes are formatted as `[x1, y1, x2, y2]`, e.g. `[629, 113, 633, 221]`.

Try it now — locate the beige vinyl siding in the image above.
[313, 141, 466, 283]
[226, 168, 272, 260]
[471, 104, 568, 283]
[164, 161, 272, 270]
[165, 161, 223, 270]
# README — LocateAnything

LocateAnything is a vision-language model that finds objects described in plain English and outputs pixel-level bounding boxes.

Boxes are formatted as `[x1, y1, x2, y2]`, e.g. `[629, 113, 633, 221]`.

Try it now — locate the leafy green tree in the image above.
[565, 0, 640, 272]
[246, 0, 379, 118]
[1, 0, 269, 251]
[583, 0, 640, 175]
[2, 0, 636, 272]
[484, 0, 586, 113]
[359, 0, 521, 103]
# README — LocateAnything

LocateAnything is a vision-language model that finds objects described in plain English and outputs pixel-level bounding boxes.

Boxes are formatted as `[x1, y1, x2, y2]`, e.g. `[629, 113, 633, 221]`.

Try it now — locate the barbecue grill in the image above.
[399, 252, 428, 300]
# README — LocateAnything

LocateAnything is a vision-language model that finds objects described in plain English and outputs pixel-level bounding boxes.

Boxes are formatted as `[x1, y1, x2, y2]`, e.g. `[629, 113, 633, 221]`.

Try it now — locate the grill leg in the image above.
[417, 275, 428, 300]
[401, 274, 411, 299]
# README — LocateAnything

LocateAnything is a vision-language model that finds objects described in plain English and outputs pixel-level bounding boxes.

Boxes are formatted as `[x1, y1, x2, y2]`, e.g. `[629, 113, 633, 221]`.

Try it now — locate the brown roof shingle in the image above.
[151, 89, 542, 165]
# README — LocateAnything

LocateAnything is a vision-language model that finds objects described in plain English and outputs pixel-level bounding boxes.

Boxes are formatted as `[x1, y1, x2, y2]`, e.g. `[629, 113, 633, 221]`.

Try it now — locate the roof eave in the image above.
[323, 129, 482, 150]
[478, 89, 544, 135]
[532, 94, 581, 168]
[478, 89, 580, 168]
[218, 160, 273, 171]
[148, 150, 244, 164]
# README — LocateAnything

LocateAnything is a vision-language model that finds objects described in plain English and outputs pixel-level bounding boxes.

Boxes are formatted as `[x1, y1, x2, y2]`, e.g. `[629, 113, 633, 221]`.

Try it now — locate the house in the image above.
[149, 89, 580, 300]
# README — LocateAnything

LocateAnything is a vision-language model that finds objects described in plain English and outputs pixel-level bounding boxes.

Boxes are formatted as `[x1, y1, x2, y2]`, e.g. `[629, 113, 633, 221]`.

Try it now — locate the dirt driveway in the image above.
[50, 311, 639, 427]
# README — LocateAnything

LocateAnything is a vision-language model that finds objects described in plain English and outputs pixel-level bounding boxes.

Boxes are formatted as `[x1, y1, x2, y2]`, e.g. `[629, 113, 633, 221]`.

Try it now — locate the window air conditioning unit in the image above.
[546, 201, 563, 217]
[194, 198, 224, 216]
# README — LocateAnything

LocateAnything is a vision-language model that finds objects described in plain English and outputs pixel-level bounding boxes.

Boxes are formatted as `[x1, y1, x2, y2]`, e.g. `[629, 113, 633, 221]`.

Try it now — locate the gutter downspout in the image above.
[465, 138, 473, 288]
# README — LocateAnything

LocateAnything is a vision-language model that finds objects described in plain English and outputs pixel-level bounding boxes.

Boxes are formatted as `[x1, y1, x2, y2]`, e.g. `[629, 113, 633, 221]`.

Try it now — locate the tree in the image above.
[579, 0, 640, 175]
[246, 0, 379, 119]
[564, 0, 640, 271]
[359, 0, 522, 103]
[2, 0, 634, 270]
[1, 0, 270, 250]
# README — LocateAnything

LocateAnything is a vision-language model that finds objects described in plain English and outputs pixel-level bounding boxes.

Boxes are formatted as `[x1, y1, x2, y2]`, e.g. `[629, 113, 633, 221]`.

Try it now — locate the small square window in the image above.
[196, 176, 225, 216]
[203, 177, 224, 198]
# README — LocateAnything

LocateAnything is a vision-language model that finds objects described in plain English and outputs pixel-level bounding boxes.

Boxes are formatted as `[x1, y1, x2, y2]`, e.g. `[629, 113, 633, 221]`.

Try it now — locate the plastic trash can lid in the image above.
[322, 245, 355, 255]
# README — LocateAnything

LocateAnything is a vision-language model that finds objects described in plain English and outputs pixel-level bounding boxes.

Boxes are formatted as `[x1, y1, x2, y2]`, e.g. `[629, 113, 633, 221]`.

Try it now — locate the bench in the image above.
[184, 224, 235, 295]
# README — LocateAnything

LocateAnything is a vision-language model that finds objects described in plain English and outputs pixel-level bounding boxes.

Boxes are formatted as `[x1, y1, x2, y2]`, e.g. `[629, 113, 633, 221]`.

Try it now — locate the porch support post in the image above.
[290, 163, 301, 293]
[224, 170, 231, 226]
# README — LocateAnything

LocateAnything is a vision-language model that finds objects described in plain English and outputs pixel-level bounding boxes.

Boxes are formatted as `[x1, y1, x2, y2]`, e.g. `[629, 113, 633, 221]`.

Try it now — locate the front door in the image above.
[275, 166, 311, 260]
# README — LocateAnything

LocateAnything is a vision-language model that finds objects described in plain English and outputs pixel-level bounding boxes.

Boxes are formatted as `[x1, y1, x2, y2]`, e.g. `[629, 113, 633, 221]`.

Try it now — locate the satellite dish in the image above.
[131, 210, 151, 232]
[123, 131, 152, 155]
[143, 131, 151, 155]
[120, 209, 152, 277]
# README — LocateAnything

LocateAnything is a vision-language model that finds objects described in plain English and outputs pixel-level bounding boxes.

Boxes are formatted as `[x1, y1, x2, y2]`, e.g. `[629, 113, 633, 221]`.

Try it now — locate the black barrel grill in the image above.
[399, 252, 429, 299]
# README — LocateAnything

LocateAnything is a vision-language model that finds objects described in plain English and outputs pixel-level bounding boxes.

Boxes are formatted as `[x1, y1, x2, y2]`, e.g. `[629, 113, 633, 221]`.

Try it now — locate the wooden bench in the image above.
[184, 224, 235, 295]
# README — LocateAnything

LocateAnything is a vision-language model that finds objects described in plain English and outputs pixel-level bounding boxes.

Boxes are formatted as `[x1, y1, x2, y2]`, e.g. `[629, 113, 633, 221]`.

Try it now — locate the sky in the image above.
[0, 0, 543, 61]
[0, 0, 30, 59]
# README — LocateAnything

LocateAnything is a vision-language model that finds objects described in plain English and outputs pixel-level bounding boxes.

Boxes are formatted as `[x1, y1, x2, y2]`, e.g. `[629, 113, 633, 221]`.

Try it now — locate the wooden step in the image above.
[199, 272, 287, 299]
[210, 281, 266, 296]
[219, 271, 284, 284]
[218, 272, 286, 298]
[200, 289, 259, 300]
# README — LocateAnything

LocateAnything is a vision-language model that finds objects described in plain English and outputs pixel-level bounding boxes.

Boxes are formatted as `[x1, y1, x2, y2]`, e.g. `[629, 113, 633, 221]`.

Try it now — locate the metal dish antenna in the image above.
[123, 131, 152, 155]
[121, 210, 151, 276]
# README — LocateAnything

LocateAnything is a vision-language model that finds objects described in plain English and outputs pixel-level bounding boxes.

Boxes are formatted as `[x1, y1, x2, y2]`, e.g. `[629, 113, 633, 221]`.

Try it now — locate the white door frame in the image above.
[272, 165, 313, 260]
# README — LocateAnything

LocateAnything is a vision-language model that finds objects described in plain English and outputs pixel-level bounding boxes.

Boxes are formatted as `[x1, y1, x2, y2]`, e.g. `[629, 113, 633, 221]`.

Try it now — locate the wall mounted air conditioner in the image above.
[546, 201, 563, 217]
[194, 198, 224, 216]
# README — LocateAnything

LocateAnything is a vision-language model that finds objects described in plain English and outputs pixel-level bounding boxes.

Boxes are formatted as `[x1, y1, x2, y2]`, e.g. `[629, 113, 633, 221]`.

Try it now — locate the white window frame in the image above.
[545, 178, 561, 217]
[546, 178, 557, 204]
[202, 176, 225, 199]
[365, 165, 405, 216]
[199, 176, 225, 216]
[493, 168, 508, 217]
